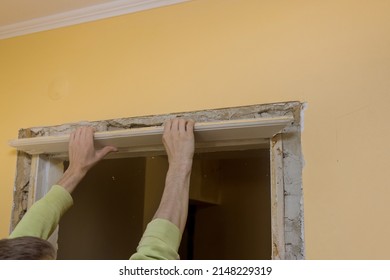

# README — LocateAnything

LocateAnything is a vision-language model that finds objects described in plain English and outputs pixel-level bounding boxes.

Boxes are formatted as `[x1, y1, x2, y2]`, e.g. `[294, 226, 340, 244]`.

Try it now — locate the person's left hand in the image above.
[58, 127, 117, 193]
[67, 126, 117, 175]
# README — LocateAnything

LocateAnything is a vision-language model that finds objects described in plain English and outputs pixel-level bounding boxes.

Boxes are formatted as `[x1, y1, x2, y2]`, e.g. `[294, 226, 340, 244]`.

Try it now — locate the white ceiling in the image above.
[0, 0, 117, 26]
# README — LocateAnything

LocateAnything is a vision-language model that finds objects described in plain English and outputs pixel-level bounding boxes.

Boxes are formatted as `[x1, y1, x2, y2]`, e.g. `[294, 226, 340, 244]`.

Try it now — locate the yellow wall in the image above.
[1, 0, 390, 259]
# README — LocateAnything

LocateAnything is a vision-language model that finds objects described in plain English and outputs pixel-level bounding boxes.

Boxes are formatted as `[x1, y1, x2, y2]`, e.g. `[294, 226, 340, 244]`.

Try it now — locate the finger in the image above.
[96, 146, 118, 160]
[77, 126, 92, 148]
[186, 119, 195, 133]
[69, 130, 76, 145]
[171, 118, 180, 133]
[179, 119, 187, 134]
[72, 127, 83, 146]
[85, 127, 95, 145]
[163, 119, 172, 134]
[78, 127, 86, 141]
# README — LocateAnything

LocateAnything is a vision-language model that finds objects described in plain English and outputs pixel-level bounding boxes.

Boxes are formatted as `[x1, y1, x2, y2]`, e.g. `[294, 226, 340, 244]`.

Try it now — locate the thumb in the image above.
[96, 146, 118, 160]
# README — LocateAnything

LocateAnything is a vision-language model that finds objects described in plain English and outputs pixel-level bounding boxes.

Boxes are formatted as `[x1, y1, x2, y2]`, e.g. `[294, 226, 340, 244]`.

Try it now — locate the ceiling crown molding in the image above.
[0, 0, 189, 40]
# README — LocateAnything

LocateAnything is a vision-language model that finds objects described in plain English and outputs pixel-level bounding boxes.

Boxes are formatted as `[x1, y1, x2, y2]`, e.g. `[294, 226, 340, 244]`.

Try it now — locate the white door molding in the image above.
[9, 116, 293, 157]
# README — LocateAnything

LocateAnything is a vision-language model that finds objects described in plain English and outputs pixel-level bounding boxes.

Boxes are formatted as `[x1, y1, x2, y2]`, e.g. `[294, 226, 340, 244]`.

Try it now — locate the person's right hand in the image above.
[162, 118, 195, 167]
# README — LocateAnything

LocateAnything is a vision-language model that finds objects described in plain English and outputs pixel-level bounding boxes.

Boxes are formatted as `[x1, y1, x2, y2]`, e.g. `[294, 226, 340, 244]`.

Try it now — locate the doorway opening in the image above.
[11, 102, 305, 259]
[57, 148, 271, 260]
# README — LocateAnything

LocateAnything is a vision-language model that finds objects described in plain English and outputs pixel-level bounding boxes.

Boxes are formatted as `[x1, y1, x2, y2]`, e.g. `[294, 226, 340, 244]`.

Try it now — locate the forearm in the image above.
[11, 168, 84, 237]
[9, 185, 73, 239]
[134, 118, 194, 259]
[57, 168, 86, 194]
[10, 166, 82, 239]
[153, 162, 192, 233]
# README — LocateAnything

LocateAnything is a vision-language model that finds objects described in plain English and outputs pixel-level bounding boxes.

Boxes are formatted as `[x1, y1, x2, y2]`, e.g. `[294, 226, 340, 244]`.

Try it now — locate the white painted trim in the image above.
[9, 116, 293, 156]
[0, 0, 190, 40]
[28, 155, 64, 208]
[29, 155, 64, 251]
[27, 155, 40, 209]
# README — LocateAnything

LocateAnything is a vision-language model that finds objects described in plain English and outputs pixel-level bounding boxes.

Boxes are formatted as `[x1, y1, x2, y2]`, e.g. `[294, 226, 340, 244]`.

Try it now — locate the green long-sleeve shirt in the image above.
[9, 185, 181, 260]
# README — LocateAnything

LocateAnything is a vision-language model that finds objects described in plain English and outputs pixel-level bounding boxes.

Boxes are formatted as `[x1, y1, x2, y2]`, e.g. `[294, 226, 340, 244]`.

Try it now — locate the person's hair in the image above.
[0, 236, 56, 260]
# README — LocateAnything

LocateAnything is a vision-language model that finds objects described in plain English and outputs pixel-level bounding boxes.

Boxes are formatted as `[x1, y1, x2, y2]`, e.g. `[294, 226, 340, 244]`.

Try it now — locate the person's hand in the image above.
[58, 126, 117, 193]
[162, 118, 195, 168]
[67, 126, 117, 175]
[151, 119, 195, 233]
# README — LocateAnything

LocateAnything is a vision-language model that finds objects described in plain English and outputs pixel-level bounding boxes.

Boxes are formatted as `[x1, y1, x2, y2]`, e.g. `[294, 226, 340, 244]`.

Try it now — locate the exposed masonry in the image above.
[11, 101, 304, 259]
[280, 105, 305, 260]
[11, 130, 33, 232]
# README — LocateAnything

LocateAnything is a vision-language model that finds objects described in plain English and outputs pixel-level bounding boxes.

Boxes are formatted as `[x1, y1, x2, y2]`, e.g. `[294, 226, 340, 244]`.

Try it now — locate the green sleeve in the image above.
[130, 218, 182, 260]
[9, 185, 73, 240]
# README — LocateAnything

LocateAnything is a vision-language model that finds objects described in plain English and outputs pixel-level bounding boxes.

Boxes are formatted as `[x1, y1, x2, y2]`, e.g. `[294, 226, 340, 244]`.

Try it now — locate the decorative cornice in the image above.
[0, 0, 189, 40]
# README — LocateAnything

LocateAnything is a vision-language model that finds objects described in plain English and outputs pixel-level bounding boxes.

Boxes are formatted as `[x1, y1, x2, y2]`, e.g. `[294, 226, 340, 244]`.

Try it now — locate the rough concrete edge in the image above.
[300, 102, 308, 259]
[282, 102, 305, 259]
[10, 129, 33, 232]
[18, 101, 300, 136]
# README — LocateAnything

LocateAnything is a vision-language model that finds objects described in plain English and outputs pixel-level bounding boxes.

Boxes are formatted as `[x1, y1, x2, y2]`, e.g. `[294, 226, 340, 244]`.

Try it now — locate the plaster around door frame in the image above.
[9, 101, 305, 259]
